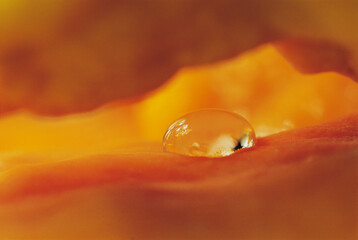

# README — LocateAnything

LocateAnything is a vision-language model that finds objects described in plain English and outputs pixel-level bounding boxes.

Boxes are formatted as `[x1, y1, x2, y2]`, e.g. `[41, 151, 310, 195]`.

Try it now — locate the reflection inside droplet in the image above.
[163, 109, 256, 157]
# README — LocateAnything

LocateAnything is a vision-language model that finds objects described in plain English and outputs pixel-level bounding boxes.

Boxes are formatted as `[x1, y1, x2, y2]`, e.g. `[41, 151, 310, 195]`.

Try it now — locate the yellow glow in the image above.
[0, 44, 358, 159]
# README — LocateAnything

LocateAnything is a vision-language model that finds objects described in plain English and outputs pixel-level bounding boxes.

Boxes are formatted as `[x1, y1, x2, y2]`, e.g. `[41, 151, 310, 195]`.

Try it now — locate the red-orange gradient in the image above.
[0, 45, 357, 239]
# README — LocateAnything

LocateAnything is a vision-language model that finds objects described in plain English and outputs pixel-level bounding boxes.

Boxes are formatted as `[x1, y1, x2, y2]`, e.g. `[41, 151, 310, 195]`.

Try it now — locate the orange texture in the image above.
[0, 1, 358, 239]
[0, 113, 356, 239]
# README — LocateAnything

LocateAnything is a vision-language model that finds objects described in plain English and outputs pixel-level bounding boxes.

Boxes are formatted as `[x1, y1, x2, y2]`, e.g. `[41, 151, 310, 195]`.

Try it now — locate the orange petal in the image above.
[0, 114, 356, 239]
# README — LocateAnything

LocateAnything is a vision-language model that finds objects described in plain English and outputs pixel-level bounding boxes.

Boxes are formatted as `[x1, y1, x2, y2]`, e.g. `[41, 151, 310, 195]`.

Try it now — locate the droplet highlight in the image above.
[163, 109, 256, 157]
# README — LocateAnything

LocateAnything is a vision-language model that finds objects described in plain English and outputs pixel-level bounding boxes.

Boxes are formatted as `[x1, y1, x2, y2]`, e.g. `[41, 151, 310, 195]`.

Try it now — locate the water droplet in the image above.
[163, 109, 256, 157]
